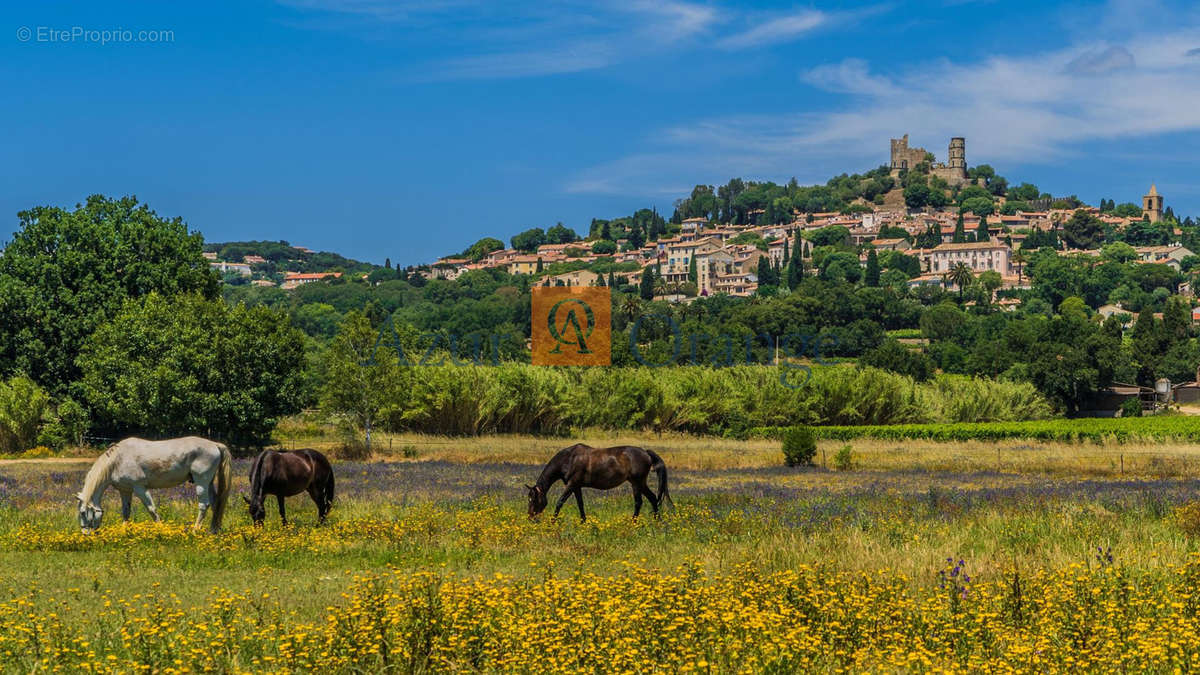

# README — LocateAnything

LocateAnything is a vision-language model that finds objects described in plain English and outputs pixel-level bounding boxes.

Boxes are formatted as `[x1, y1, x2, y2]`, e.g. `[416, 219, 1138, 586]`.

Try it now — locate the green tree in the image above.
[953, 212, 966, 243]
[976, 214, 989, 242]
[511, 228, 547, 252]
[0, 375, 51, 454]
[1063, 210, 1105, 250]
[949, 262, 974, 299]
[0, 195, 218, 392]
[977, 270, 1003, 305]
[320, 311, 411, 453]
[688, 255, 697, 283]
[786, 231, 805, 289]
[639, 267, 655, 300]
[77, 293, 306, 447]
[546, 222, 579, 244]
[859, 340, 934, 381]
[904, 183, 932, 209]
[865, 248, 880, 287]
[463, 237, 504, 261]
[591, 240, 617, 255]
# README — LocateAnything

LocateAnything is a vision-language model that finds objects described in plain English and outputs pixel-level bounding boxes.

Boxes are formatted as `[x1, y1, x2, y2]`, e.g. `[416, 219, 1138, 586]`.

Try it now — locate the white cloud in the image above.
[567, 24, 1200, 195]
[716, 10, 826, 50]
[1065, 45, 1135, 75]
[279, 0, 868, 80]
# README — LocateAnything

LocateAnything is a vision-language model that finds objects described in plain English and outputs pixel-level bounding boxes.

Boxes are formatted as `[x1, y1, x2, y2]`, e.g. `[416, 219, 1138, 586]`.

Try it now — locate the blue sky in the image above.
[5, 0, 1200, 265]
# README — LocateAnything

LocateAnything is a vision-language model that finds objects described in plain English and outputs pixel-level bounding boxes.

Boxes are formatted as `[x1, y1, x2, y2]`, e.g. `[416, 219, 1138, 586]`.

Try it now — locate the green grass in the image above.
[5, 446, 1200, 671]
[751, 415, 1200, 443]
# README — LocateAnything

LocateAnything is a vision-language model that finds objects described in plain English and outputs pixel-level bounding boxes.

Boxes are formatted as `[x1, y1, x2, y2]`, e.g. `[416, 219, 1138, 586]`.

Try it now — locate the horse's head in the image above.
[77, 493, 103, 533]
[525, 484, 546, 518]
[242, 494, 267, 525]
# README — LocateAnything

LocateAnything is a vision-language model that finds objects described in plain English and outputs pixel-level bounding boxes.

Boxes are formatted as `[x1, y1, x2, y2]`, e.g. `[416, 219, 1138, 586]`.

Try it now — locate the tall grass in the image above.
[385, 364, 1050, 436]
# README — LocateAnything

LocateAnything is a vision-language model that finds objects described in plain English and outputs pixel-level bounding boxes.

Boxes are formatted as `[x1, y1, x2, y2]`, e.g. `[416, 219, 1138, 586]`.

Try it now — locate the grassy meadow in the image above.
[4, 431, 1200, 671]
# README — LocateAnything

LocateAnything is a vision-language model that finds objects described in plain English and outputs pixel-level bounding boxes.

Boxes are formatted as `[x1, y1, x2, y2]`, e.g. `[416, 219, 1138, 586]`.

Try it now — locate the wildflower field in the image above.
[4, 437, 1200, 672]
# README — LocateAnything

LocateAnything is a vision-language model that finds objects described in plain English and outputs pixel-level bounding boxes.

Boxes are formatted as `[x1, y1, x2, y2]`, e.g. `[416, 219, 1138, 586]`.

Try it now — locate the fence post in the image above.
[822, 448, 827, 469]
[1120, 454, 1124, 475]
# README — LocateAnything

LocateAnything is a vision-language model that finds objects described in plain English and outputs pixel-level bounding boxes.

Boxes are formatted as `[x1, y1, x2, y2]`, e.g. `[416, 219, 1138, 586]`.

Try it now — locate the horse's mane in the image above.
[80, 444, 120, 501]
[247, 450, 269, 499]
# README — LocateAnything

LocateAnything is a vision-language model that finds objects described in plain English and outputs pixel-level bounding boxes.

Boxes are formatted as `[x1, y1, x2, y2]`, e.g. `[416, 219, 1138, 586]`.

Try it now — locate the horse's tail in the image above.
[647, 449, 673, 511]
[323, 468, 336, 512]
[210, 444, 233, 534]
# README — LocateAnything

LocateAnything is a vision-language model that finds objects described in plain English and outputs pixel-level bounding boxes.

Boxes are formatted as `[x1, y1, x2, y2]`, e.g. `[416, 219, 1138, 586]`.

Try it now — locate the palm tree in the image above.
[1011, 248, 1027, 285]
[949, 262, 974, 300]
[621, 295, 642, 322]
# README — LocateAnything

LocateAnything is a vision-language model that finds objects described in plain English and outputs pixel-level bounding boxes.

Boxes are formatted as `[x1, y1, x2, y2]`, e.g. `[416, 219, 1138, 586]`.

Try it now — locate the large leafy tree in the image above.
[77, 293, 306, 447]
[0, 195, 218, 392]
[1062, 210, 1105, 250]
[320, 311, 411, 452]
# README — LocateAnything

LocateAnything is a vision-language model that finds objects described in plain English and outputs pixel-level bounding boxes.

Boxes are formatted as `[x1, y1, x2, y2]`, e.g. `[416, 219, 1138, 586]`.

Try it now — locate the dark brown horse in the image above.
[526, 444, 671, 521]
[242, 449, 335, 525]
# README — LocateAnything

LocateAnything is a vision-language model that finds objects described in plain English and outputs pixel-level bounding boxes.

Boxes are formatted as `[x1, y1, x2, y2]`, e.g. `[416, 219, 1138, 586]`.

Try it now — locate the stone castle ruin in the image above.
[889, 135, 967, 186]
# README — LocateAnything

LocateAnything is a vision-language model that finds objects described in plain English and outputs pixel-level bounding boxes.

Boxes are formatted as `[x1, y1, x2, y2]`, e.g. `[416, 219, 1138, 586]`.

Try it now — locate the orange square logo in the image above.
[531, 287, 611, 366]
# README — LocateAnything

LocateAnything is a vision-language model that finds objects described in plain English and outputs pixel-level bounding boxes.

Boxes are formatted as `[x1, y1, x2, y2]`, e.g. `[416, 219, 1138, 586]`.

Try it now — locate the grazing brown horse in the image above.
[242, 449, 335, 525]
[526, 444, 671, 521]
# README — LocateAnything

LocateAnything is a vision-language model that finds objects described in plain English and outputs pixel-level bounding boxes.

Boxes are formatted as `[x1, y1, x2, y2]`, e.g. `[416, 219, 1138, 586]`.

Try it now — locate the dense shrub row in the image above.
[384, 364, 1050, 436]
[750, 415, 1200, 443]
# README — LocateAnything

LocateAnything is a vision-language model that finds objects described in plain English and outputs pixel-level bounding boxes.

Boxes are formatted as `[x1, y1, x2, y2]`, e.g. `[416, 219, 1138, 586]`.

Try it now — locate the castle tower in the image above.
[947, 137, 966, 170]
[890, 134, 910, 170]
[1143, 184, 1164, 223]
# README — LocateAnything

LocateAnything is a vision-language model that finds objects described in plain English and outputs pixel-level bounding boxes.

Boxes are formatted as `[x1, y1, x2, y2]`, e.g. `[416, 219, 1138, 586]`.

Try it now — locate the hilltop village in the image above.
[397, 135, 1189, 304]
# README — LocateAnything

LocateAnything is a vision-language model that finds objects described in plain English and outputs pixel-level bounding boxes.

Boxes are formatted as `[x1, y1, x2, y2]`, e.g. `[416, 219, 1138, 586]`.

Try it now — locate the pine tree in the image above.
[865, 248, 880, 287]
[953, 211, 966, 243]
[976, 214, 989, 242]
[639, 267, 655, 300]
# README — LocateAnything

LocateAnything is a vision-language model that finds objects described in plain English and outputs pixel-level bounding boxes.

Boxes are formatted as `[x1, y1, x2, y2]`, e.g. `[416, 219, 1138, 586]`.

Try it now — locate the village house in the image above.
[243, 255, 268, 265]
[540, 269, 601, 287]
[210, 261, 251, 276]
[507, 255, 542, 275]
[917, 241, 1011, 275]
[281, 271, 341, 290]
[870, 238, 910, 252]
[1133, 244, 1193, 268]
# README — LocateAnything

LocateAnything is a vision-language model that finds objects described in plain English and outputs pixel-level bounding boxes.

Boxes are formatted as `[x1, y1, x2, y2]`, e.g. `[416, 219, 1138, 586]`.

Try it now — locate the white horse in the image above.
[76, 436, 233, 533]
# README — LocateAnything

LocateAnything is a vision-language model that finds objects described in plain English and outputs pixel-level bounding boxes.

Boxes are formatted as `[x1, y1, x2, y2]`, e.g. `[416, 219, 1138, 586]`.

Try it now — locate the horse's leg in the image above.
[307, 485, 326, 524]
[632, 486, 643, 518]
[192, 476, 211, 530]
[132, 486, 159, 522]
[573, 487, 586, 522]
[120, 490, 133, 521]
[277, 494, 287, 526]
[552, 484, 575, 518]
[638, 482, 661, 517]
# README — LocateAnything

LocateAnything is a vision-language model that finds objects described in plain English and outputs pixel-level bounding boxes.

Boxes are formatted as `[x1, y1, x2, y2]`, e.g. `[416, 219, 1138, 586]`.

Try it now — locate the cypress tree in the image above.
[976, 214, 989, 242]
[865, 248, 880, 287]
[688, 256, 697, 283]
[787, 231, 805, 288]
[639, 267, 655, 300]
[536, 257, 543, 273]
[953, 211, 966, 243]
